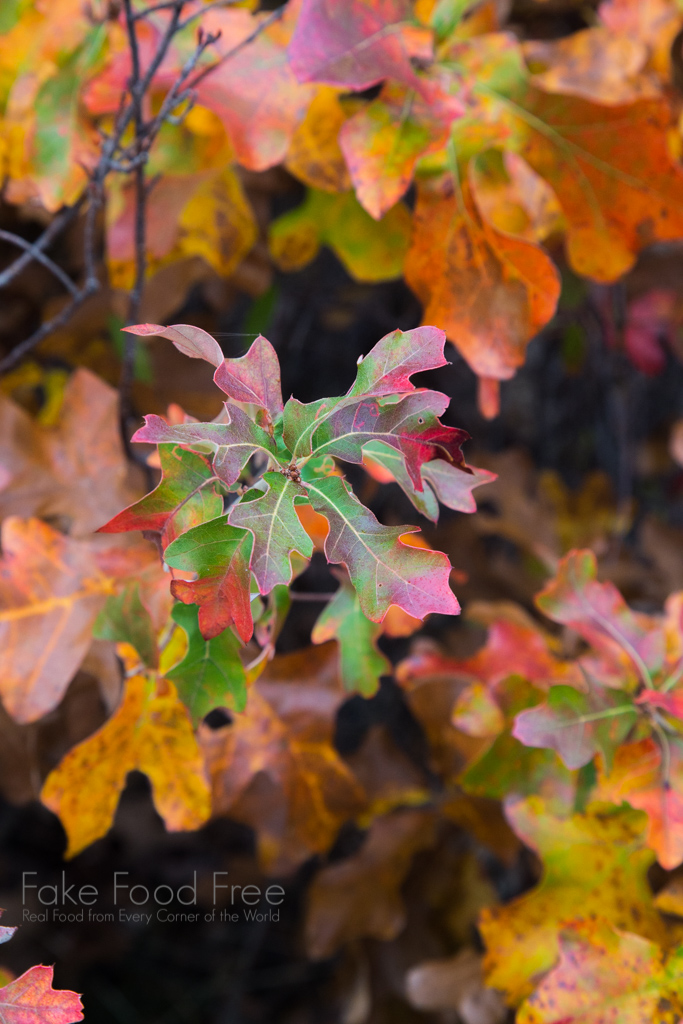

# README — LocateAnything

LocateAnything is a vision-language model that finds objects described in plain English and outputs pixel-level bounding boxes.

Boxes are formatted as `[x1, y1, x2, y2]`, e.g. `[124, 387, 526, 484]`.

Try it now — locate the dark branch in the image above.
[0, 0, 271, 377]
[0, 195, 86, 290]
[0, 280, 99, 373]
[0, 230, 79, 297]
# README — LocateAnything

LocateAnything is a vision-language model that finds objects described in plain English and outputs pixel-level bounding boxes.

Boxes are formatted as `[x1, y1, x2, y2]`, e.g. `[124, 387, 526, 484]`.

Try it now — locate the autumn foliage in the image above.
[5, 0, 683, 1021]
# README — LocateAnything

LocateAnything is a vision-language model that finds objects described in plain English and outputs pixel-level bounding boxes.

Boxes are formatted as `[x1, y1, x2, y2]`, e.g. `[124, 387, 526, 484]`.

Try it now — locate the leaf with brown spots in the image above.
[41, 672, 211, 858]
[518, 919, 683, 1024]
[479, 797, 666, 1005]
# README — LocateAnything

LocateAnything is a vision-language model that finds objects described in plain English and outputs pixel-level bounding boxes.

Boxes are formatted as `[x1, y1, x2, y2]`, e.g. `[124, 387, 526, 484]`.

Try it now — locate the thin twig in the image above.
[120, 0, 149, 407]
[0, 230, 79, 296]
[0, 195, 86, 290]
[0, 281, 99, 373]
[0, 0, 267, 377]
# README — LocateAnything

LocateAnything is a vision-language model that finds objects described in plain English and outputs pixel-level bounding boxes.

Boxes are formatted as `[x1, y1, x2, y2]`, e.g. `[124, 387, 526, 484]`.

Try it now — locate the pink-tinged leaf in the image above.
[596, 736, 683, 870]
[340, 76, 464, 219]
[517, 920, 678, 1024]
[512, 683, 636, 770]
[213, 335, 284, 419]
[164, 519, 254, 642]
[362, 447, 494, 522]
[456, 619, 584, 691]
[421, 461, 496, 513]
[0, 910, 15, 945]
[122, 323, 224, 367]
[98, 445, 222, 549]
[228, 473, 313, 594]
[636, 689, 683, 721]
[288, 0, 433, 93]
[0, 965, 83, 1024]
[131, 407, 278, 487]
[362, 441, 439, 520]
[349, 326, 449, 397]
[195, 4, 314, 171]
[623, 290, 676, 376]
[535, 549, 666, 684]
[311, 391, 468, 490]
[82, 17, 177, 115]
[304, 473, 460, 622]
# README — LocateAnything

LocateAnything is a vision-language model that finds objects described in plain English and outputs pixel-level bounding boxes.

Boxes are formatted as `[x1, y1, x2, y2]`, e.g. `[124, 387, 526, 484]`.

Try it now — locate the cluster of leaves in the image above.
[5, 0, 683, 409]
[6, 0, 683, 1021]
[8, 321, 683, 1020]
[0, 322, 490, 860]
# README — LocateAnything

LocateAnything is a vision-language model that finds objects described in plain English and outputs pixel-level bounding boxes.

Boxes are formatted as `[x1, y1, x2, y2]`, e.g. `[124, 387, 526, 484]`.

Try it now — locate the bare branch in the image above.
[0, 280, 99, 373]
[142, 29, 221, 140]
[0, 195, 86, 290]
[0, 230, 79, 297]
[0, 0, 272, 377]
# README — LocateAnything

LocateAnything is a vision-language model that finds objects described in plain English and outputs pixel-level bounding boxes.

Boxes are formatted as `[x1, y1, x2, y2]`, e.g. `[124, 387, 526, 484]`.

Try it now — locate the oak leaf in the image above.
[285, 86, 352, 192]
[131, 405, 278, 487]
[405, 166, 560, 413]
[41, 671, 211, 858]
[0, 518, 114, 723]
[458, 33, 683, 281]
[517, 919, 683, 1024]
[227, 473, 313, 593]
[269, 188, 411, 281]
[512, 683, 637, 770]
[524, 27, 654, 105]
[288, 0, 433, 94]
[311, 572, 391, 696]
[98, 443, 223, 550]
[0, 964, 84, 1024]
[304, 473, 460, 622]
[166, 603, 247, 722]
[0, 368, 141, 537]
[596, 736, 683, 870]
[195, 4, 314, 171]
[340, 75, 464, 219]
[164, 517, 254, 642]
[536, 548, 665, 686]
[479, 798, 665, 1004]
[305, 808, 437, 958]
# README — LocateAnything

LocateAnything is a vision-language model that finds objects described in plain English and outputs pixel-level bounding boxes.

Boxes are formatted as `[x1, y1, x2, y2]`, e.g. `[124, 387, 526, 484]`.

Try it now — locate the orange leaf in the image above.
[405, 168, 560, 388]
[0, 369, 142, 537]
[0, 518, 114, 723]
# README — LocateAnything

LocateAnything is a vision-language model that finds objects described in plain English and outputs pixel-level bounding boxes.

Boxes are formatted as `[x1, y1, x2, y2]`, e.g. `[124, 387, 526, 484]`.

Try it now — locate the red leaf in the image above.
[0, 965, 83, 1024]
[288, 0, 433, 93]
[195, 4, 314, 171]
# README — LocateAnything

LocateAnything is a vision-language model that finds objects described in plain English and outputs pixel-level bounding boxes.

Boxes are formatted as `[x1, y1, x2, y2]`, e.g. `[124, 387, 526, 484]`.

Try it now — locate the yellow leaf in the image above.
[42, 673, 211, 857]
